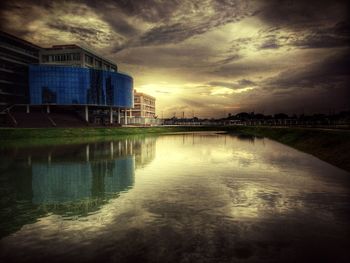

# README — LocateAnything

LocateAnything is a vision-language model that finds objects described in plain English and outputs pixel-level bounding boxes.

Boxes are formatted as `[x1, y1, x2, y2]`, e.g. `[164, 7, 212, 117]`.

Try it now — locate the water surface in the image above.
[0, 133, 349, 262]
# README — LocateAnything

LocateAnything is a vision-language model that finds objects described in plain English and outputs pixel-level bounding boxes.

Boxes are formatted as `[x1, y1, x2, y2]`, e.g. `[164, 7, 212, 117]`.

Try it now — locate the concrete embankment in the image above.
[1, 126, 349, 172]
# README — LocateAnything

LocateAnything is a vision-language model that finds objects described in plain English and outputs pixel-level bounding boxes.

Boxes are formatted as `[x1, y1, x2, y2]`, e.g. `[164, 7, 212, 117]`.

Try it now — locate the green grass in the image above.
[0, 126, 222, 147]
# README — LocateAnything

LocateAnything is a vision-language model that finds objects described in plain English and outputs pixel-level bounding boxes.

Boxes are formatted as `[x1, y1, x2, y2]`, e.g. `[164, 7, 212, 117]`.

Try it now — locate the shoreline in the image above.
[1, 126, 349, 172]
[226, 126, 350, 172]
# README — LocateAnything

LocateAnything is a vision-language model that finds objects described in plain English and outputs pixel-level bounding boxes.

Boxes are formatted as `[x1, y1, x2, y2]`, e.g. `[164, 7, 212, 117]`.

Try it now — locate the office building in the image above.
[0, 31, 41, 105]
[130, 90, 159, 125]
[29, 64, 133, 123]
[0, 31, 134, 127]
[40, 44, 118, 71]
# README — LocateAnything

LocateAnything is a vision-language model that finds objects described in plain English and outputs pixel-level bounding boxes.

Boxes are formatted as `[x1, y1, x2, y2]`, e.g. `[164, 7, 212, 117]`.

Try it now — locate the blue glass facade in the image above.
[29, 65, 133, 108]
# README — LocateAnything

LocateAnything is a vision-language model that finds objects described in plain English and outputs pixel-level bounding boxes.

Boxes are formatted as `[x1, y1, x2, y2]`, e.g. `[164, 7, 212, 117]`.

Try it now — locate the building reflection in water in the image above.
[0, 137, 156, 237]
[32, 162, 94, 204]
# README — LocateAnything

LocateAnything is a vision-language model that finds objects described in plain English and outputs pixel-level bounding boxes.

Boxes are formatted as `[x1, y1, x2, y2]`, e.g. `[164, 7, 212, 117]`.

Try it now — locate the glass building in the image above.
[1, 31, 136, 126]
[29, 64, 133, 108]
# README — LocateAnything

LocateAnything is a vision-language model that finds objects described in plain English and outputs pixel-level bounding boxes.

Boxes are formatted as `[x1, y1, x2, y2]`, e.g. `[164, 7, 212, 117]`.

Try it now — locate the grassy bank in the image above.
[1, 126, 349, 172]
[226, 126, 350, 172]
[0, 126, 220, 147]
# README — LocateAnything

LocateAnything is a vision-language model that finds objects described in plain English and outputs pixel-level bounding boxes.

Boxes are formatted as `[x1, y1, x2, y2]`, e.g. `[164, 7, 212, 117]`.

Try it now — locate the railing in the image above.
[0, 104, 15, 114]
[7, 112, 17, 126]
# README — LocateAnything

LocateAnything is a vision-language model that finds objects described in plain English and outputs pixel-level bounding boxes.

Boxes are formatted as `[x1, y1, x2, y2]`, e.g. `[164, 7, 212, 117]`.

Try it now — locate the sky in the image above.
[1, 0, 349, 118]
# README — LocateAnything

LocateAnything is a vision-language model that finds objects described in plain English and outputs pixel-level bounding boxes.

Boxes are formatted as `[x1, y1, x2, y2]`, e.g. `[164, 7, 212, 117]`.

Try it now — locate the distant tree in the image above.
[255, 113, 265, 119]
[274, 113, 288, 119]
[235, 112, 250, 120]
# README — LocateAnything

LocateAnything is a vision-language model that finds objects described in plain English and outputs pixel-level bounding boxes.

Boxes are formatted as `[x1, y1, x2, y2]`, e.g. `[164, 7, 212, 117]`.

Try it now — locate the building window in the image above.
[85, 54, 93, 64]
[42, 87, 57, 104]
[42, 55, 49, 62]
[72, 53, 80, 61]
[95, 60, 102, 68]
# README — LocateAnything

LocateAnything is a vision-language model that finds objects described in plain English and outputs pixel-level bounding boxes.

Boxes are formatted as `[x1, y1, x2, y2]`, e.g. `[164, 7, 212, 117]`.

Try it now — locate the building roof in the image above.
[0, 30, 42, 50]
[44, 44, 117, 67]
[0, 31, 120, 70]
[134, 90, 156, 100]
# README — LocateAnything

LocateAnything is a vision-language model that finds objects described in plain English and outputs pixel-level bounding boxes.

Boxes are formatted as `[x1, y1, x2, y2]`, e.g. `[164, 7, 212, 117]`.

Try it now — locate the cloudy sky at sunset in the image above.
[1, 0, 349, 117]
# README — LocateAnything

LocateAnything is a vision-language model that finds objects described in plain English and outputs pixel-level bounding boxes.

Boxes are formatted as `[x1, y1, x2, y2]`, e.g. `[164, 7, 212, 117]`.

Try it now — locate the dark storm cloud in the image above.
[115, 44, 221, 68]
[259, 37, 280, 50]
[137, 23, 203, 46]
[1, 0, 348, 50]
[250, 83, 350, 114]
[229, 37, 252, 51]
[0, 0, 131, 50]
[208, 79, 256, 89]
[253, 0, 350, 51]
[13, 0, 255, 50]
[209, 60, 278, 78]
[214, 54, 242, 65]
[99, 0, 181, 23]
[81, 1, 140, 37]
[0, 0, 132, 40]
[238, 79, 256, 86]
[0, 0, 46, 36]
[98, 14, 139, 38]
[77, 0, 256, 49]
[265, 50, 350, 90]
[47, 23, 105, 39]
[256, 0, 349, 29]
[289, 21, 350, 49]
[129, 0, 255, 47]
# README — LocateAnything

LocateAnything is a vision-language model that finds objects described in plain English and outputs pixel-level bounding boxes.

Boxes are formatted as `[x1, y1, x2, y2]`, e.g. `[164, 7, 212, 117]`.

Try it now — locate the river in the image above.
[0, 132, 349, 262]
